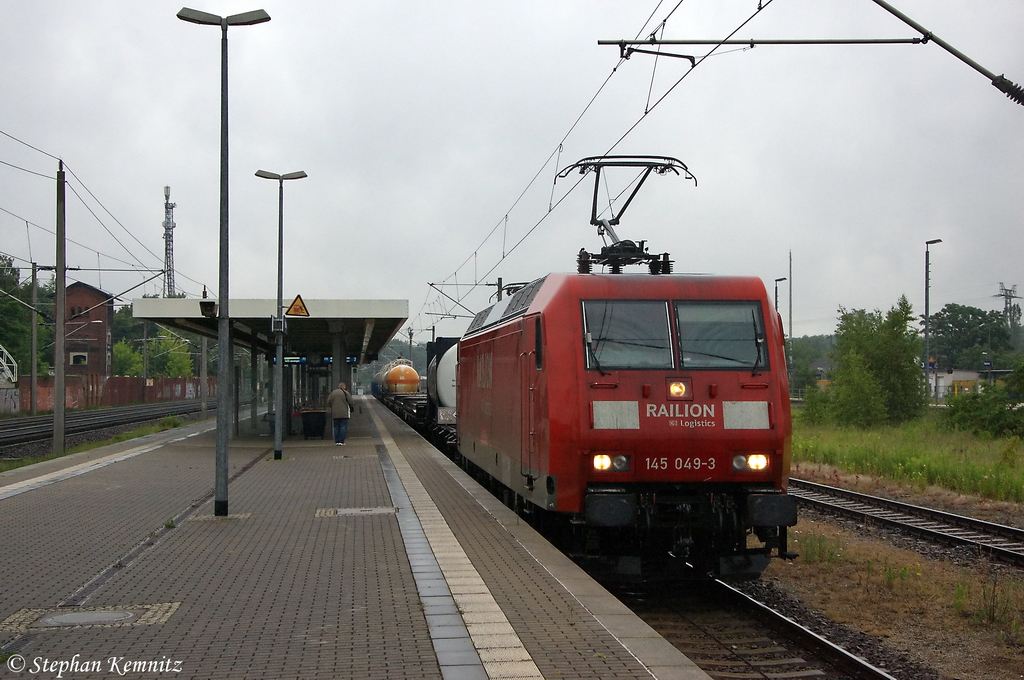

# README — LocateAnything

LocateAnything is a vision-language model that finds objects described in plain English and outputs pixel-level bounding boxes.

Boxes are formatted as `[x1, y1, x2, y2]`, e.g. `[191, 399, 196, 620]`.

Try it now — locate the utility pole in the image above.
[30, 262, 38, 415]
[142, 325, 149, 403]
[163, 186, 177, 297]
[54, 162, 66, 455]
[788, 250, 793, 373]
[200, 337, 208, 420]
[924, 239, 942, 402]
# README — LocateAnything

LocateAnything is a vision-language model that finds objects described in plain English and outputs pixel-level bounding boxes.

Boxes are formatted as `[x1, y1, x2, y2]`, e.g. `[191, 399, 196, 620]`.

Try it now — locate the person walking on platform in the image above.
[327, 382, 355, 445]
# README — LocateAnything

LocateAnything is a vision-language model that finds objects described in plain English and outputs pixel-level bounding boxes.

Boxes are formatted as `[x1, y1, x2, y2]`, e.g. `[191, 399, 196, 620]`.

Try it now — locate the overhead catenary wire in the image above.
[1, 129, 209, 298]
[416, 0, 759, 338]
[603, 0, 775, 156]
[64, 183, 153, 271]
[0, 158, 53, 180]
[416, 1, 685, 333]
[1, 197, 209, 301]
[62, 163, 164, 265]
[0, 206, 154, 273]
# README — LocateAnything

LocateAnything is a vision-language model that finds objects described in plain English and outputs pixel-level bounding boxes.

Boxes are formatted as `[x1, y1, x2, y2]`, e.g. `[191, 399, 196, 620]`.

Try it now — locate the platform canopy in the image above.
[132, 297, 408, 364]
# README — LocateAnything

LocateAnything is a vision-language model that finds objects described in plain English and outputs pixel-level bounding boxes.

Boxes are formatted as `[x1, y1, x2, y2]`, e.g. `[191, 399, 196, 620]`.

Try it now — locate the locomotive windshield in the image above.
[582, 300, 674, 369]
[674, 301, 768, 370]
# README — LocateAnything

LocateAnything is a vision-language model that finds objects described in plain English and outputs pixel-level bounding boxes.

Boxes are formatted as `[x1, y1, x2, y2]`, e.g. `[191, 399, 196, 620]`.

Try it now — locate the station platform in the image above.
[0, 397, 710, 680]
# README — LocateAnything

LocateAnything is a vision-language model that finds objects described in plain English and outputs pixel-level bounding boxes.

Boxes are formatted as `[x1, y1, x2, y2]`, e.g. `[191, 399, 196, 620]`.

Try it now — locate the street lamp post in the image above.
[774, 277, 787, 312]
[255, 169, 307, 461]
[774, 277, 789, 390]
[924, 239, 942, 403]
[177, 6, 270, 516]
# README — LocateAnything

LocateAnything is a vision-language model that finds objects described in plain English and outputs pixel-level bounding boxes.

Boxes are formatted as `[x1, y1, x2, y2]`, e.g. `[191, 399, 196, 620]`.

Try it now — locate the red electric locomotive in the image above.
[456, 271, 796, 579]
[443, 157, 796, 579]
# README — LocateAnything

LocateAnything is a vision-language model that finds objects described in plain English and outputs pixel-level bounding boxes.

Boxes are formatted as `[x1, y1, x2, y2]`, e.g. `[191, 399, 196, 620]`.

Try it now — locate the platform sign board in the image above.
[285, 295, 309, 317]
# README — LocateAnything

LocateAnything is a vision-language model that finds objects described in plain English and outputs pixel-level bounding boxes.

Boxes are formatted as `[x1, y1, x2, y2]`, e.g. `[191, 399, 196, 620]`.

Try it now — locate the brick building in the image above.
[64, 282, 114, 377]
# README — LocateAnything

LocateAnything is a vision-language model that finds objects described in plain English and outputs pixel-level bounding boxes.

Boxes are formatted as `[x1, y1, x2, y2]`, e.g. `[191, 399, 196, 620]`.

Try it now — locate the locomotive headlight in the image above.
[747, 454, 769, 470]
[611, 455, 631, 472]
[667, 378, 693, 400]
[732, 454, 770, 471]
[593, 454, 631, 472]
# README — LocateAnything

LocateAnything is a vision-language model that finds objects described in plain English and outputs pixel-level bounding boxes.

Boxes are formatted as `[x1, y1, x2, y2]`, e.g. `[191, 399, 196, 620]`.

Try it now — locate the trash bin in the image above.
[300, 410, 326, 440]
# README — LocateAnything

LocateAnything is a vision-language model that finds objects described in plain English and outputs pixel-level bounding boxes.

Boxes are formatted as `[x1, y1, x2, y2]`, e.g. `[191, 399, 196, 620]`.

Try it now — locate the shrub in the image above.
[800, 383, 832, 425]
[943, 384, 1024, 438]
[829, 350, 887, 429]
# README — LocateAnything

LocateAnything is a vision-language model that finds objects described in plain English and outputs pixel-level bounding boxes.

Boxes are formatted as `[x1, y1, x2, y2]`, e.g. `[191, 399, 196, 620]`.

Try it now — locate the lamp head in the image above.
[256, 170, 307, 181]
[177, 8, 270, 27]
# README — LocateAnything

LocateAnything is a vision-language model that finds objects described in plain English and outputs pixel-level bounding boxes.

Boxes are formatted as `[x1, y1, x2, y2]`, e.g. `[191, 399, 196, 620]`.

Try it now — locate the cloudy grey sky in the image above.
[1, 0, 1021, 343]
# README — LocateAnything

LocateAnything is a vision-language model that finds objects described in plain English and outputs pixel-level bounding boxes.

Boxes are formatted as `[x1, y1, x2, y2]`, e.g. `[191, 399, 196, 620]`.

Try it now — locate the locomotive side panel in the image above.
[458, 321, 526, 492]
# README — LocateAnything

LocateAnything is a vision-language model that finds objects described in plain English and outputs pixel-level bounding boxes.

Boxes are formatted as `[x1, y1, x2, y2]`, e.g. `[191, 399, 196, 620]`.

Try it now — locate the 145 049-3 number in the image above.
[645, 456, 716, 471]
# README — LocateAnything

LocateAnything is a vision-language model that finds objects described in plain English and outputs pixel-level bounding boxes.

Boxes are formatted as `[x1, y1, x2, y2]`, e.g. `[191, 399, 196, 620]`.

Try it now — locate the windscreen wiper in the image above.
[751, 311, 764, 376]
[585, 332, 610, 376]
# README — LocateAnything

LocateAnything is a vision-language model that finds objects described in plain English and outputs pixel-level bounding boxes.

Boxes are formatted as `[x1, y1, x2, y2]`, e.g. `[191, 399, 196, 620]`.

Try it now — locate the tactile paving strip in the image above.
[369, 406, 545, 680]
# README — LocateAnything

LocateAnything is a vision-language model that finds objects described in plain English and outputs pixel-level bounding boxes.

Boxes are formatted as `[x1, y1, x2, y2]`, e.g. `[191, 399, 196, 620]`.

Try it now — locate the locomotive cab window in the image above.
[582, 300, 674, 370]
[675, 301, 769, 370]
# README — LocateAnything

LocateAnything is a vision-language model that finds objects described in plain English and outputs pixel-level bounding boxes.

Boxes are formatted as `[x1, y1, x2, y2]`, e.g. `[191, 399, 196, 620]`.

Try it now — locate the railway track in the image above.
[789, 478, 1024, 568]
[616, 579, 901, 679]
[384, 399, 918, 678]
[0, 400, 216, 448]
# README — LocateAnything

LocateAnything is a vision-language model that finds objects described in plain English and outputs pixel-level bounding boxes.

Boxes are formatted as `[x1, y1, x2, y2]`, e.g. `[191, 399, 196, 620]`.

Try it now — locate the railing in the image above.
[0, 344, 16, 384]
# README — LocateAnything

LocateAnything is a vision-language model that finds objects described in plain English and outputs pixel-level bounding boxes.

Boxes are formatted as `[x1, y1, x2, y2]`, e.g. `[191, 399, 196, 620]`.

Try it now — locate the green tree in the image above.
[828, 350, 887, 428]
[149, 337, 194, 378]
[0, 256, 30, 373]
[0, 256, 54, 376]
[927, 303, 1011, 370]
[111, 301, 159, 347]
[165, 348, 194, 378]
[789, 335, 834, 390]
[111, 340, 143, 376]
[833, 295, 926, 424]
[1004, 357, 1024, 399]
[800, 382, 832, 425]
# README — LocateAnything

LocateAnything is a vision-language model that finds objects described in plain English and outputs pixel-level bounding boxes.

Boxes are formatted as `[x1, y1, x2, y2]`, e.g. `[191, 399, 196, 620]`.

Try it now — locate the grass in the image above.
[799, 533, 844, 566]
[0, 415, 186, 475]
[792, 411, 1024, 503]
[782, 412, 1024, 673]
[769, 520, 1024, 674]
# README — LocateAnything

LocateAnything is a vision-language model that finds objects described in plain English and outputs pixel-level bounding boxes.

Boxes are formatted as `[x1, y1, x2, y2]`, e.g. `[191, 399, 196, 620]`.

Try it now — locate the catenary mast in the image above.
[162, 186, 177, 297]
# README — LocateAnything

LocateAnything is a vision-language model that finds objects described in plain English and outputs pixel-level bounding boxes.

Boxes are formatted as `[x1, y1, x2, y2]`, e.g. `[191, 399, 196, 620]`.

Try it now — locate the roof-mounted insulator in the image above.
[992, 75, 1024, 106]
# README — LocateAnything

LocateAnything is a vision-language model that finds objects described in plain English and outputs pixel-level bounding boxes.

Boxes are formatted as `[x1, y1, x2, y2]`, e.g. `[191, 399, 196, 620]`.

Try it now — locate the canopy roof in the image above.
[132, 297, 408, 364]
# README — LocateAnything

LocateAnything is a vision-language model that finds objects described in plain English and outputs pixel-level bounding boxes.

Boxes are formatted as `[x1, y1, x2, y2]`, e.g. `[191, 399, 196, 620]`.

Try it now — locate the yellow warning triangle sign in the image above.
[285, 294, 310, 317]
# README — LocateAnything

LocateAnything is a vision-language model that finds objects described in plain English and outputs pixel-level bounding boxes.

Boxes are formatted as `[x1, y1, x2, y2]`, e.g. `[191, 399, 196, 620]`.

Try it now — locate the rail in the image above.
[0, 400, 217, 448]
[789, 478, 1024, 568]
[714, 580, 899, 680]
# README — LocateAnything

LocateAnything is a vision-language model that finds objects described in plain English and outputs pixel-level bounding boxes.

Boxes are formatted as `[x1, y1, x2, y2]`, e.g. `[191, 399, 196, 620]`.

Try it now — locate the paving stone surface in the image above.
[1, 415, 440, 679]
[1, 402, 709, 680]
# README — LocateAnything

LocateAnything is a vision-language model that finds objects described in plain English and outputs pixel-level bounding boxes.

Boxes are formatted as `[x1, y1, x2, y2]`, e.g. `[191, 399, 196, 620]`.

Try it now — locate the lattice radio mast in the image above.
[162, 186, 177, 297]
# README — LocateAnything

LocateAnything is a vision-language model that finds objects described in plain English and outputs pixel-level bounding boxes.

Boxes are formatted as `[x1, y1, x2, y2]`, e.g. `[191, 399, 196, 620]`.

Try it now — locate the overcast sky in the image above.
[1, 0, 1021, 343]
